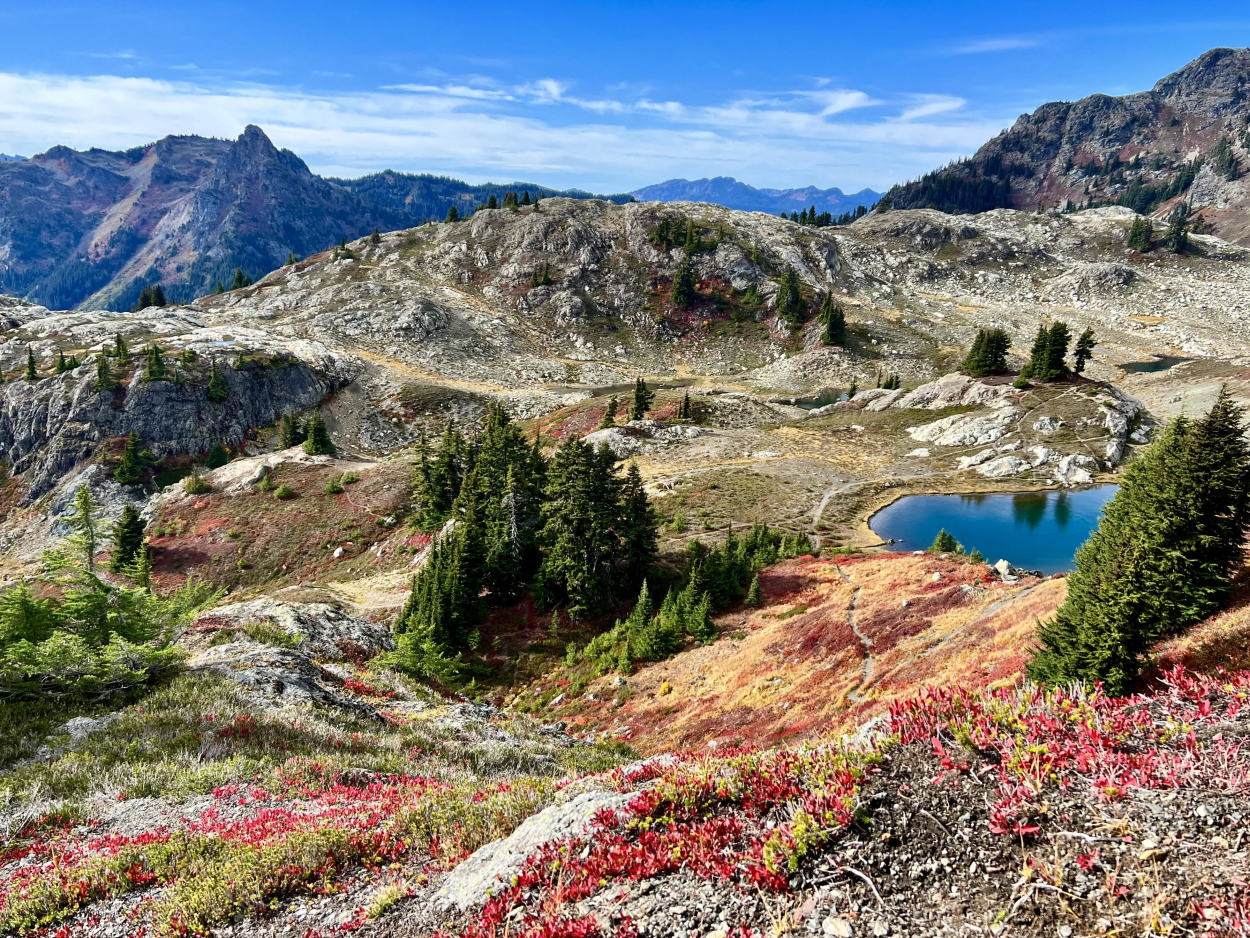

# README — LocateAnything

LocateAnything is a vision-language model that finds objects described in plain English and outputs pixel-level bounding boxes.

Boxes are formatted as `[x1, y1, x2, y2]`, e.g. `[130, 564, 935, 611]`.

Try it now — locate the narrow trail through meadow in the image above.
[833, 561, 873, 702]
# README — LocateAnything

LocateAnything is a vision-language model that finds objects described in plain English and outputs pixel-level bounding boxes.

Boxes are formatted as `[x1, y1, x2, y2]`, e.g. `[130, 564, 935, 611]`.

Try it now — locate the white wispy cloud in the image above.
[950, 36, 1041, 54]
[0, 71, 1006, 191]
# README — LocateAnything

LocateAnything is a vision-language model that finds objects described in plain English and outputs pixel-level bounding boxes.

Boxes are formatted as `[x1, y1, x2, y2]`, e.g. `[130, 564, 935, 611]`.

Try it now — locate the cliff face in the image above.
[888, 48, 1250, 243]
[0, 354, 333, 501]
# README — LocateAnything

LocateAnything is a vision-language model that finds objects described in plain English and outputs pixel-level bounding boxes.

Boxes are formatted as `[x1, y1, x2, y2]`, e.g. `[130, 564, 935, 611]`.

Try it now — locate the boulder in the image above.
[436, 789, 635, 910]
[976, 455, 1032, 478]
[908, 408, 1018, 447]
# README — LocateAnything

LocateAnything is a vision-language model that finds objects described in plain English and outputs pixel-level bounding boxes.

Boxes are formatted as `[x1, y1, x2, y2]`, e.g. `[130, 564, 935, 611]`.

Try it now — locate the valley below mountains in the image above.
[5, 46, 1250, 938]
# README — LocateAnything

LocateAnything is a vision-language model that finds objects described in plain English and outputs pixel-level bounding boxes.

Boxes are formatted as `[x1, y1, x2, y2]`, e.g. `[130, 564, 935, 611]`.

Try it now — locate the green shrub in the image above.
[325, 478, 344, 495]
[273, 484, 295, 500]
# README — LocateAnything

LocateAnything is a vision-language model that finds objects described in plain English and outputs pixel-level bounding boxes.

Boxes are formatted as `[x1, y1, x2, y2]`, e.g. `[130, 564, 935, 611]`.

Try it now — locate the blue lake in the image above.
[868, 485, 1119, 574]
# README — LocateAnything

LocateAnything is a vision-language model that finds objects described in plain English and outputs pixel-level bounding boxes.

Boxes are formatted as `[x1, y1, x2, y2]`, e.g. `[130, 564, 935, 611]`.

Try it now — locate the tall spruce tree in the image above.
[143, 344, 166, 381]
[1127, 216, 1153, 251]
[109, 504, 146, 573]
[819, 294, 847, 345]
[114, 432, 150, 485]
[303, 413, 335, 455]
[961, 328, 1011, 376]
[599, 395, 619, 429]
[671, 256, 697, 308]
[1073, 328, 1097, 374]
[279, 413, 306, 449]
[774, 265, 806, 325]
[25, 347, 37, 380]
[93, 355, 114, 392]
[631, 377, 654, 421]
[1028, 390, 1250, 693]
[206, 361, 228, 401]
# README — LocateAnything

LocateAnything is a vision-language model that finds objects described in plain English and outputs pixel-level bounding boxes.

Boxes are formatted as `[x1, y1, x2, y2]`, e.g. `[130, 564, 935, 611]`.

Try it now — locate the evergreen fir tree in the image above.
[143, 344, 166, 381]
[25, 347, 36, 380]
[286, 250, 299, 265]
[620, 463, 657, 592]
[521, 191, 531, 205]
[93, 356, 114, 392]
[599, 395, 619, 429]
[279, 413, 306, 449]
[1127, 216, 1153, 251]
[631, 377, 654, 420]
[56, 350, 68, 375]
[1028, 390, 1250, 693]
[114, 432, 150, 485]
[1164, 203, 1190, 253]
[961, 328, 1011, 376]
[671, 255, 697, 308]
[66, 485, 103, 571]
[109, 504, 146, 573]
[1073, 328, 1097, 374]
[229, 268, 252, 290]
[745, 574, 761, 606]
[678, 391, 692, 421]
[303, 413, 335, 455]
[1044, 322, 1071, 379]
[818, 294, 847, 345]
[930, 529, 960, 553]
[114, 333, 128, 360]
[370, 229, 381, 245]
[214, 281, 224, 294]
[206, 361, 228, 401]
[774, 265, 806, 325]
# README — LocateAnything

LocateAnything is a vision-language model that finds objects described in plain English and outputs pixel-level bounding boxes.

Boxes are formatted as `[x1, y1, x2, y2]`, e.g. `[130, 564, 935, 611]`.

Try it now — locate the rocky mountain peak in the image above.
[1151, 46, 1250, 102]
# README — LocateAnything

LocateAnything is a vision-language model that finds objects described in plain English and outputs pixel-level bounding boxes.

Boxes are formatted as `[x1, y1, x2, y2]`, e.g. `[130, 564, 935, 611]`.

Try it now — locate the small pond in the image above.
[868, 485, 1118, 574]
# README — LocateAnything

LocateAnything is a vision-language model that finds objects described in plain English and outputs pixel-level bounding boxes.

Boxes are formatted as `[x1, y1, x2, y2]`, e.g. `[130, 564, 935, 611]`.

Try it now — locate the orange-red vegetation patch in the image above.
[554, 553, 1066, 754]
[1149, 572, 1250, 677]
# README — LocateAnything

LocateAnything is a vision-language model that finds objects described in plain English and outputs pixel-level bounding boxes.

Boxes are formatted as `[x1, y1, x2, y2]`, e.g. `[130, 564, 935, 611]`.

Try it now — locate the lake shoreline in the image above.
[864, 483, 1118, 574]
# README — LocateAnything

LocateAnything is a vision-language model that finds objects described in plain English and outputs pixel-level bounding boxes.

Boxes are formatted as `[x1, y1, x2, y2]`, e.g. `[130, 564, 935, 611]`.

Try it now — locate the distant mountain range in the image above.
[631, 176, 881, 216]
[0, 126, 630, 310]
[886, 47, 1250, 244]
[0, 154, 23, 162]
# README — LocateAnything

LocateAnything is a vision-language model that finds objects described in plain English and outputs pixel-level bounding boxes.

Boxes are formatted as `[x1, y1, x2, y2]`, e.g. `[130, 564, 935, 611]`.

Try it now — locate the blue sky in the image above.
[0, 1, 1248, 192]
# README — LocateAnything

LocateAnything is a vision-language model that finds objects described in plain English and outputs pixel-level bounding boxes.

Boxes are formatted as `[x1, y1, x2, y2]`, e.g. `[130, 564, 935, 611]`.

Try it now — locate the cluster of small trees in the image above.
[0, 487, 218, 699]
[929, 528, 985, 564]
[571, 524, 811, 674]
[1029, 390, 1250, 693]
[961, 322, 1096, 382]
[132, 284, 167, 312]
[395, 405, 659, 678]
[961, 328, 1012, 376]
[278, 412, 335, 455]
[1020, 321, 1096, 381]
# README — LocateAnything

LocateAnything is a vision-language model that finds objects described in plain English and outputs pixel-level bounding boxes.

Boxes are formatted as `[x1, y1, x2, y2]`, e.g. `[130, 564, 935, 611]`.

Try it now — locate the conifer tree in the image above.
[1028, 390, 1250, 693]
[521, 191, 531, 205]
[303, 413, 335, 455]
[930, 528, 960, 553]
[114, 333, 128, 360]
[114, 432, 150, 485]
[66, 485, 103, 571]
[110, 504, 146, 573]
[206, 361, 228, 401]
[1164, 203, 1190, 253]
[25, 347, 36, 380]
[671, 255, 697, 308]
[143, 344, 166, 381]
[93, 356, 115, 392]
[370, 229, 381, 245]
[286, 250, 299, 265]
[1127, 216, 1153, 251]
[620, 463, 657, 592]
[818, 294, 847, 345]
[1044, 322, 1071, 380]
[599, 395, 619, 429]
[279, 413, 306, 449]
[214, 281, 225, 294]
[745, 574, 761, 606]
[56, 350, 69, 375]
[229, 268, 252, 290]
[774, 265, 806, 325]
[678, 391, 692, 421]
[1073, 328, 1097, 374]
[961, 328, 1011, 376]
[631, 377, 654, 420]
